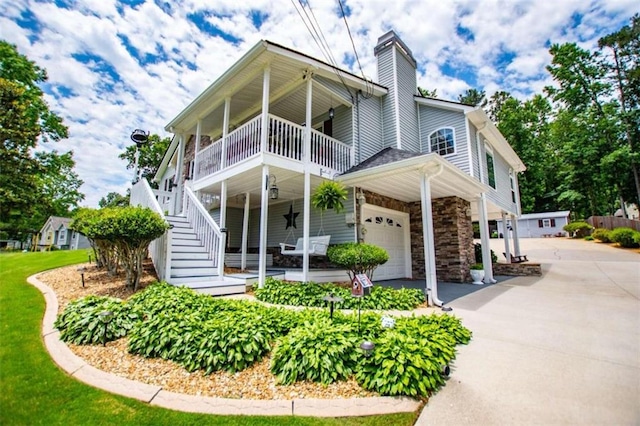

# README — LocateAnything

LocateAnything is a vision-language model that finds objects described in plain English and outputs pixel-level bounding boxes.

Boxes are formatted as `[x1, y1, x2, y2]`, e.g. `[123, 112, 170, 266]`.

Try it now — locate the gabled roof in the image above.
[341, 147, 422, 175]
[40, 216, 72, 233]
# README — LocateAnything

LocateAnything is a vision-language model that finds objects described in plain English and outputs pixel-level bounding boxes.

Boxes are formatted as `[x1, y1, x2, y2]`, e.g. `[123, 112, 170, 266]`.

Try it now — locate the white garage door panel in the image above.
[362, 206, 410, 281]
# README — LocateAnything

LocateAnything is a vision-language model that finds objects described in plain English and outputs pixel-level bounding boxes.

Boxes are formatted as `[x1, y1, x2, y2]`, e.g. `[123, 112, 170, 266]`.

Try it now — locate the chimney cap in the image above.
[373, 30, 416, 67]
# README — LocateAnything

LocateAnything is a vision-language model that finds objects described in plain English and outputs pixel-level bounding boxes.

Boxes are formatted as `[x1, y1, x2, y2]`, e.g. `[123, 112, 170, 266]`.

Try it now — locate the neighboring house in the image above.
[132, 31, 526, 304]
[38, 216, 91, 250]
[497, 211, 570, 238]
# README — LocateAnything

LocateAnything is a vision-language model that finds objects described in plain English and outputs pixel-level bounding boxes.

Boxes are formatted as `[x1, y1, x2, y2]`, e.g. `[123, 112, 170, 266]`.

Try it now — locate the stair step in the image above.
[171, 259, 215, 268]
[172, 245, 208, 254]
[171, 239, 201, 246]
[167, 280, 246, 296]
[170, 232, 198, 240]
[169, 275, 220, 284]
[171, 251, 210, 260]
[171, 267, 218, 277]
[167, 215, 189, 223]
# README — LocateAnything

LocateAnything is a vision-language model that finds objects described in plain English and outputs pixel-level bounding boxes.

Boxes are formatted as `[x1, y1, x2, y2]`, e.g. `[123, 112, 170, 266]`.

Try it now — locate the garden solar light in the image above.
[441, 365, 451, 377]
[360, 340, 375, 357]
[77, 267, 86, 287]
[322, 293, 343, 319]
[98, 310, 114, 347]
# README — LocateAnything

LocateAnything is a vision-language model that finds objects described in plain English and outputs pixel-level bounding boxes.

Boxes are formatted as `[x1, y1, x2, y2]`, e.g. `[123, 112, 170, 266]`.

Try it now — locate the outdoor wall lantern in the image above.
[328, 107, 335, 120]
[130, 129, 149, 183]
[98, 310, 114, 347]
[360, 340, 375, 357]
[357, 190, 366, 205]
[268, 174, 279, 200]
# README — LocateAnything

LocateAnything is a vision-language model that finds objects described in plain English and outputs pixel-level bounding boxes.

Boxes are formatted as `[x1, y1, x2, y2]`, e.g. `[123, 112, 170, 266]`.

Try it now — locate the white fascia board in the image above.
[466, 108, 526, 172]
[414, 96, 475, 113]
[165, 41, 268, 132]
[153, 135, 179, 183]
[266, 43, 388, 97]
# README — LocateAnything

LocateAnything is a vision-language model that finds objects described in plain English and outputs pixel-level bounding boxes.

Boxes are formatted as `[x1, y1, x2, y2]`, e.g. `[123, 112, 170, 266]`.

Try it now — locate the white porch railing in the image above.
[194, 113, 352, 180]
[183, 185, 224, 274]
[130, 179, 171, 282]
[153, 189, 174, 215]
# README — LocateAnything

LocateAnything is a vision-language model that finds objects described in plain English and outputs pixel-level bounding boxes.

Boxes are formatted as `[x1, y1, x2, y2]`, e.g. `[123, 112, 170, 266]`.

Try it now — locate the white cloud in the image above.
[1, 0, 634, 207]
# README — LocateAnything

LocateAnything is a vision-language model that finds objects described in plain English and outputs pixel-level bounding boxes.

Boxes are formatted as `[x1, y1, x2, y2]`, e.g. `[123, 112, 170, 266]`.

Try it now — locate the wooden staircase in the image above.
[166, 215, 245, 296]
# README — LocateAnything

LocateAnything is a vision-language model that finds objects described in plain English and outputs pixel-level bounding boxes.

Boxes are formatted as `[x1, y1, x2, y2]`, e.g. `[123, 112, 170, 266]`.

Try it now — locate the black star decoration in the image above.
[283, 205, 300, 229]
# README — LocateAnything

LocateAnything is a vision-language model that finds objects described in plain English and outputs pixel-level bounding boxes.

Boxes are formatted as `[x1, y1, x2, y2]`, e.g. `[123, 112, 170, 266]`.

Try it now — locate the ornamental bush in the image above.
[327, 242, 389, 281]
[55, 296, 138, 345]
[563, 221, 593, 238]
[591, 228, 612, 243]
[474, 243, 498, 264]
[609, 227, 640, 248]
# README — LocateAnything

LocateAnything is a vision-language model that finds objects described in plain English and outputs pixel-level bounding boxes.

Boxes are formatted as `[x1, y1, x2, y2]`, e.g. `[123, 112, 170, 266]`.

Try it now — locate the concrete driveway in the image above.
[417, 238, 640, 425]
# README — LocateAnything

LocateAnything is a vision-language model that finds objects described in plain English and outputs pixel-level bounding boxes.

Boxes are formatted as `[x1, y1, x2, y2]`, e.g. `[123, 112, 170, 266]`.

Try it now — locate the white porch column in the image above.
[477, 193, 496, 283]
[218, 180, 228, 276]
[302, 75, 312, 282]
[258, 165, 270, 288]
[241, 192, 250, 270]
[174, 133, 186, 215]
[221, 97, 231, 169]
[511, 213, 521, 257]
[193, 120, 201, 180]
[420, 171, 447, 308]
[260, 67, 270, 152]
[502, 211, 511, 262]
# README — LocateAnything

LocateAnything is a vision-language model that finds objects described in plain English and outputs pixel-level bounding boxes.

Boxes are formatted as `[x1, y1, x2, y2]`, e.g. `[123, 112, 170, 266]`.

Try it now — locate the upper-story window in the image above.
[429, 127, 455, 156]
[485, 144, 496, 189]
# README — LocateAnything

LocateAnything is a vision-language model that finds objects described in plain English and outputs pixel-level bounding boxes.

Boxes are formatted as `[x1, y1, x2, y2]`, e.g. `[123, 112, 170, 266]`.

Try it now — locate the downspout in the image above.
[420, 163, 450, 310]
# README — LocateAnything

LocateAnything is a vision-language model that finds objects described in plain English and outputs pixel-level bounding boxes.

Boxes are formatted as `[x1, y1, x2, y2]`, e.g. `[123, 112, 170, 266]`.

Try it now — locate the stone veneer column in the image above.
[410, 196, 474, 283]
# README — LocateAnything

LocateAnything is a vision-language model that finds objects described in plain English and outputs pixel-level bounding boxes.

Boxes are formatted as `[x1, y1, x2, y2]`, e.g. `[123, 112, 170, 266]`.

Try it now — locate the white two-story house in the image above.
[132, 31, 525, 307]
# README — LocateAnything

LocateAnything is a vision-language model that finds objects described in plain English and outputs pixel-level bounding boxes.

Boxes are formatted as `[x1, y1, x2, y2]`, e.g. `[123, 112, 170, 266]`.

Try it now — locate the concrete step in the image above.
[171, 259, 215, 268]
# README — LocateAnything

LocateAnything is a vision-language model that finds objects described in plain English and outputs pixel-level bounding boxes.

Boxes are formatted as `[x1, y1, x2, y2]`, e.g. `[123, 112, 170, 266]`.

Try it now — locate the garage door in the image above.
[361, 205, 410, 281]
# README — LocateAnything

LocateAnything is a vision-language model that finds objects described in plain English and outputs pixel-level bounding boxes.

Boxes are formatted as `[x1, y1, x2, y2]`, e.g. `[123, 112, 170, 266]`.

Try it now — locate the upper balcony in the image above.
[194, 113, 353, 182]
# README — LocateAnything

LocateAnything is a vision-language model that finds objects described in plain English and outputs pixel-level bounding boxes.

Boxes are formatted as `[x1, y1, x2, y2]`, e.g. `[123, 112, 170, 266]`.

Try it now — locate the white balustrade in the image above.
[195, 138, 222, 180]
[310, 129, 352, 173]
[183, 186, 222, 267]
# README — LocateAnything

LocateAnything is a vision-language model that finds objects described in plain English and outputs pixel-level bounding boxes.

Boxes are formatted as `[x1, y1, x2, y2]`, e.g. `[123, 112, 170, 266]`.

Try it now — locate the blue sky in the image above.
[0, 0, 636, 207]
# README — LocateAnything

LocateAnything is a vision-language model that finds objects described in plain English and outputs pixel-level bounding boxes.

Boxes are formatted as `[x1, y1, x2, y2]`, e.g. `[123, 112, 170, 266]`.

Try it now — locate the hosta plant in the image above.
[270, 320, 360, 385]
[55, 295, 138, 345]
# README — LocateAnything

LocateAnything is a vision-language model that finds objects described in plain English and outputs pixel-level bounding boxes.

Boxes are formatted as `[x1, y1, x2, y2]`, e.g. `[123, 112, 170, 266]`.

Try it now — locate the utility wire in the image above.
[336, 0, 373, 98]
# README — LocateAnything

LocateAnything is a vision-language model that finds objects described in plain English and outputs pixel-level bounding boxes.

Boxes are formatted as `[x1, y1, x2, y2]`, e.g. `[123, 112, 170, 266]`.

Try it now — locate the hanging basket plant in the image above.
[311, 180, 348, 213]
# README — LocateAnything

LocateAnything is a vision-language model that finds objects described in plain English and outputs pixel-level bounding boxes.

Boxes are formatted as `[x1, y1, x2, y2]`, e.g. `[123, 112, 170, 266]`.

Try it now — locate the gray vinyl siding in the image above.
[395, 49, 419, 152]
[247, 188, 356, 248]
[469, 122, 481, 180]
[313, 75, 353, 104]
[418, 105, 470, 174]
[209, 207, 244, 248]
[377, 47, 397, 149]
[354, 95, 384, 164]
[481, 142, 518, 214]
[332, 104, 352, 146]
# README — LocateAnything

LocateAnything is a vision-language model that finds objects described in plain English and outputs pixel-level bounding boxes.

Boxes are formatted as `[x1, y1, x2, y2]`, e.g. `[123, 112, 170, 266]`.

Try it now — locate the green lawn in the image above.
[0, 251, 419, 425]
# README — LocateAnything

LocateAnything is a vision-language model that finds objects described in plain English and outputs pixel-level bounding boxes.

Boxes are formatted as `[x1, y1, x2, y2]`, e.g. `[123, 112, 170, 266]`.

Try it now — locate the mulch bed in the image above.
[37, 263, 377, 400]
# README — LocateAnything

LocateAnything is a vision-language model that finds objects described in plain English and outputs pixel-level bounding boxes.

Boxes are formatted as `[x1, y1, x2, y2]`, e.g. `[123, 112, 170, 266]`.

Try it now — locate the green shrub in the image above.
[634, 231, 640, 245]
[254, 278, 425, 311]
[591, 228, 612, 243]
[563, 221, 593, 238]
[584, 235, 594, 241]
[609, 227, 640, 248]
[270, 320, 360, 385]
[474, 243, 498, 264]
[327, 242, 389, 282]
[396, 314, 472, 345]
[55, 296, 138, 345]
[355, 331, 448, 397]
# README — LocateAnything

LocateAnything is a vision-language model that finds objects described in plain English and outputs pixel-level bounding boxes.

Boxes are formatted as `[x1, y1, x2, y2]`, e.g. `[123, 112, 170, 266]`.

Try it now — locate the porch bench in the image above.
[280, 236, 331, 256]
[503, 252, 528, 263]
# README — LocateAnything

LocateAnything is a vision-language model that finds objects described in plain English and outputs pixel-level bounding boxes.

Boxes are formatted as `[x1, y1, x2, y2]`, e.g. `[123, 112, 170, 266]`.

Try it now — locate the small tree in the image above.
[100, 206, 169, 290]
[327, 242, 389, 282]
[70, 208, 117, 272]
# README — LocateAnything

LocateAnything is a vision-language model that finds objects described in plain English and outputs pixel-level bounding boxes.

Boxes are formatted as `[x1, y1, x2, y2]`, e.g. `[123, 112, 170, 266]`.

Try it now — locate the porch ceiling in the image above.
[336, 153, 485, 204]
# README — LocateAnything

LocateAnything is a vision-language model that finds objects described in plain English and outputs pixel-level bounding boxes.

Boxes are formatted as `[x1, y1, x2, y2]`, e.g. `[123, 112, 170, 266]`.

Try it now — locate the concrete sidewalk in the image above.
[417, 238, 640, 425]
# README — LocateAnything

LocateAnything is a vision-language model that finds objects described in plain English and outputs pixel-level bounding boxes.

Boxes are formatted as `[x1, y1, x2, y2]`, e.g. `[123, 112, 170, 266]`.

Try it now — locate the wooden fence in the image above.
[587, 216, 640, 231]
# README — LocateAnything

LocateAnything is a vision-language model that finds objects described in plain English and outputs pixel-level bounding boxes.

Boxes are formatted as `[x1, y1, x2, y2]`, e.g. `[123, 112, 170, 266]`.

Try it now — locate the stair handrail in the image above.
[130, 178, 172, 282]
[183, 185, 222, 269]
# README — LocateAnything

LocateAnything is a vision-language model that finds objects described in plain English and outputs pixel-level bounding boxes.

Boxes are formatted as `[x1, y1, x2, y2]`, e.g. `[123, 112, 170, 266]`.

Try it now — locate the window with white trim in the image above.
[429, 127, 455, 156]
[509, 169, 516, 203]
[538, 219, 556, 228]
[485, 144, 496, 189]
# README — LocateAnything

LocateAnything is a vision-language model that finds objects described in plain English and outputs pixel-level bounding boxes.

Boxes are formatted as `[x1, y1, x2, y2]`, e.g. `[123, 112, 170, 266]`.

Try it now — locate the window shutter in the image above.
[551, 218, 556, 227]
[538, 219, 543, 228]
